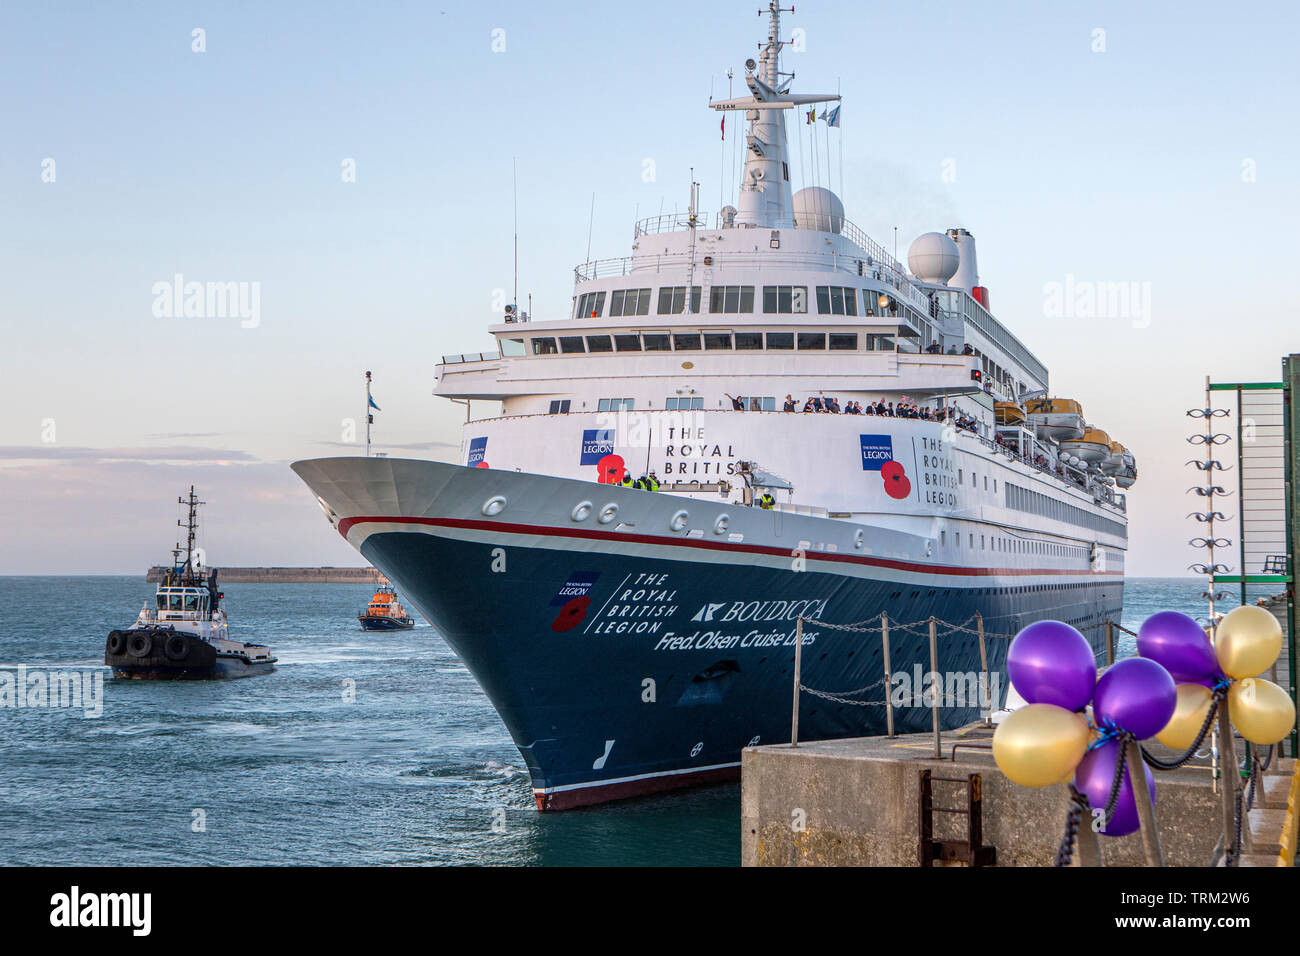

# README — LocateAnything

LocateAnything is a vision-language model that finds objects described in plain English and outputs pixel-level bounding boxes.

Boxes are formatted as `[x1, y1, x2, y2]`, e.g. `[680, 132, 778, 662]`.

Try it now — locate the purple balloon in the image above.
[1093, 657, 1177, 740]
[1136, 611, 1218, 682]
[1007, 620, 1097, 712]
[1074, 740, 1156, 838]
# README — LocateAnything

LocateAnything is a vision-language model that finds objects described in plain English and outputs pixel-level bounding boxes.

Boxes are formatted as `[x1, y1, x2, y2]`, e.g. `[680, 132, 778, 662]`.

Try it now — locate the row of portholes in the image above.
[671, 509, 730, 535]
[486, 494, 869, 553]
[569, 500, 620, 524]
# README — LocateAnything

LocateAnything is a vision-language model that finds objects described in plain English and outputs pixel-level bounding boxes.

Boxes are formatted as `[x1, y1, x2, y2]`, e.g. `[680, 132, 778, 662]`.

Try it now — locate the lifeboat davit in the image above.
[1116, 450, 1137, 488]
[1100, 440, 1126, 476]
[1059, 427, 1111, 466]
[994, 401, 1026, 426]
[1025, 398, 1085, 442]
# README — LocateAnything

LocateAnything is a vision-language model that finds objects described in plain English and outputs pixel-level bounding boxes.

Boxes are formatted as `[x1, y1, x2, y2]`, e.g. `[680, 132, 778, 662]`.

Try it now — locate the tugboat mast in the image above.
[177, 486, 203, 579]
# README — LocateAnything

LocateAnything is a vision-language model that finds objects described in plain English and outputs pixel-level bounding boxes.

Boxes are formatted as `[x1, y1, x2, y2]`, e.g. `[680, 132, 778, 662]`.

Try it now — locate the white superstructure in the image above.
[432, 3, 1131, 574]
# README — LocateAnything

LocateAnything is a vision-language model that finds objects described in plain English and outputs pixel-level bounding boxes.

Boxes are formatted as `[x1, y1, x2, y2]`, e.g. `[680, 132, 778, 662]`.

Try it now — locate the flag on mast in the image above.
[368, 394, 381, 411]
[820, 105, 841, 128]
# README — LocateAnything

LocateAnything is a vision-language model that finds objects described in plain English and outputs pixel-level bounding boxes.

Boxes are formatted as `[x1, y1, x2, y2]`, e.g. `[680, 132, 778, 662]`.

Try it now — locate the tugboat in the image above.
[104, 487, 277, 679]
[357, 583, 416, 630]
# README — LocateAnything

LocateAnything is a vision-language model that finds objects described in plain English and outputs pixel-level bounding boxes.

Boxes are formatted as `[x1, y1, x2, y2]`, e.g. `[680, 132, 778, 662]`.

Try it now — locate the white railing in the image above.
[439, 351, 500, 365]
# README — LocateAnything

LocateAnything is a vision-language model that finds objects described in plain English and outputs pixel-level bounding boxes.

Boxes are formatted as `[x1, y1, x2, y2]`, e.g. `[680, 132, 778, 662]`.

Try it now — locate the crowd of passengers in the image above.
[724, 393, 979, 432]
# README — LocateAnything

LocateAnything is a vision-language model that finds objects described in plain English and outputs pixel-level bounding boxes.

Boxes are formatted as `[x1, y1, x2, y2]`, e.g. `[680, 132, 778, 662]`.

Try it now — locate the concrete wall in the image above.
[741, 738, 1224, 867]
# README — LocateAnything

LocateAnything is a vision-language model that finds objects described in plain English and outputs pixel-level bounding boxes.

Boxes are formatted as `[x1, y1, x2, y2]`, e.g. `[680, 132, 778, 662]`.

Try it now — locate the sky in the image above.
[2, 0, 1297, 575]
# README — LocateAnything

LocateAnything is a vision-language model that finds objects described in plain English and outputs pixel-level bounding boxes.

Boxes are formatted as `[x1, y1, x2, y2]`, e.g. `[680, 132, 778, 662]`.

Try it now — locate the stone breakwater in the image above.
[145, 566, 385, 584]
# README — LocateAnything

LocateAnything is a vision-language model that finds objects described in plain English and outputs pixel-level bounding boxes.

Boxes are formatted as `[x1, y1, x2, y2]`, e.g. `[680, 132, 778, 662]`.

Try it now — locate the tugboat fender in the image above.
[164, 633, 189, 661]
[127, 631, 153, 658]
[106, 630, 125, 655]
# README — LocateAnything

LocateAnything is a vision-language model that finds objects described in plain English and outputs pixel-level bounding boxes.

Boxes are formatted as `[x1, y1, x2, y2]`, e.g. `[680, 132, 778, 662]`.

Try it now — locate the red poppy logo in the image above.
[881, 460, 912, 500]
[475, 461, 490, 469]
[551, 595, 591, 632]
[596, 453, 626, 485]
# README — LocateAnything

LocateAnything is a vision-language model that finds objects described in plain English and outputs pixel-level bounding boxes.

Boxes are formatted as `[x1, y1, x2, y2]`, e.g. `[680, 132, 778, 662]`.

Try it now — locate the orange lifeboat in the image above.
[357, 583, 415, 631]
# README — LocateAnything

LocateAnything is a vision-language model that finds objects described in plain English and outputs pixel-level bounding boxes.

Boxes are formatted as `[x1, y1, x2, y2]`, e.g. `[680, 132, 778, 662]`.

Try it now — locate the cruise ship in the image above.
[292, 4, 1133, 810]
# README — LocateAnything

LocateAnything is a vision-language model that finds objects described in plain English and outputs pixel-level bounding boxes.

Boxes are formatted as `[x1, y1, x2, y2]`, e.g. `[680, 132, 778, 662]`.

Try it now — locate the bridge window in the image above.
[610, 288, 652, 316]
[559, 336, 586, 354]
[548, 400, 571, 414]
[734, 331, 763, 350]
[816, 286, 858, 316]
[763, 285, 808, 314]
[575, 291, 605, 318]
[614, 334, 642, 351]
[665, 396, 704, 410]
[829, 333, 857, 350]
[673, 333, 702, 350]
[597, 398, 634, 412]
[585, 335, 613, 352]
[531, 337, 558, 355]
[765, 332, 794, 350]
[797, 332, 826, 350]
[642, 333, 671, 351]
[703, 332, 732, 350]
[709, 285, 754, 314]
[657, 286, 702, 314]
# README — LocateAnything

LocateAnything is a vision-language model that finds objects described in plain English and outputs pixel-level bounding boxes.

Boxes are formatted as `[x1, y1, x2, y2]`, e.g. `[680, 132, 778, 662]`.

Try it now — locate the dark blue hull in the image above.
[358, 616, 415, 631]
[360, 528, 1122, 809]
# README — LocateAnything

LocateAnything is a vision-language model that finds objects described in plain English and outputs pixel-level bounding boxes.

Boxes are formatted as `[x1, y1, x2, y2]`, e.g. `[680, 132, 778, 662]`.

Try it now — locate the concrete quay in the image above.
[741, 725, 1295, 867]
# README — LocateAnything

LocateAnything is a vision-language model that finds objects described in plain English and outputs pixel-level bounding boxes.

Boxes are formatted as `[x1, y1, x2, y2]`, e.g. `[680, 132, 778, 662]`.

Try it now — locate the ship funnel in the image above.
[946, 227, 989, 308]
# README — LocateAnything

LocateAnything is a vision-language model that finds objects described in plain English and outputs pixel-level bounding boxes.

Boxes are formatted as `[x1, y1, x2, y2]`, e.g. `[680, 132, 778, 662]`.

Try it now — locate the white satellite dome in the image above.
[792, 186, 844, 234]
[907, 232, 961, 284]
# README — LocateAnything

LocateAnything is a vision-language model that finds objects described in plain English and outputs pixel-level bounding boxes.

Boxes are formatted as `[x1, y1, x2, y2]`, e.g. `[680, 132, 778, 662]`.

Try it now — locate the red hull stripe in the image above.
[337, 514, 1122, 579]
[535, 765, 741, 811]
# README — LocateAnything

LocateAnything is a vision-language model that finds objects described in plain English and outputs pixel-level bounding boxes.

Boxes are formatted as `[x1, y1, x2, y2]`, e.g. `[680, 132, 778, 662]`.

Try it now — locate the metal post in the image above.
[1077, 811, 1103, 867]
[881, 612, 895, 738]
[1216, 703, 1239, 862]
[1105, 620, 1115, 667]
[1125, 738, 1164, 866]
[1284, 355, 1299, 758]
[929, 617, 941, 759]
[790, 615, 803, 747]
[976, 612, 989, 725]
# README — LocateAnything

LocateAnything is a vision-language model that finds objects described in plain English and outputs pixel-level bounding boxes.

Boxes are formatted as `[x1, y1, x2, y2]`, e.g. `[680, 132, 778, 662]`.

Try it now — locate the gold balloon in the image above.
[1156, 683, 1214, 750]
[1057, 712, 1097, 783]
[994, 703, 1091, 788]
[1215, 605, 1283, 679]
[1228, 678, 1297, 745]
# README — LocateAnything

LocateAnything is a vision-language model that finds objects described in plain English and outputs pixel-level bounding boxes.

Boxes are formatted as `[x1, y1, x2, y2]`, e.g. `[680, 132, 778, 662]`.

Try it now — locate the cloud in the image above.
[0, 459, 358, 573]
[0, 446, 257, 462]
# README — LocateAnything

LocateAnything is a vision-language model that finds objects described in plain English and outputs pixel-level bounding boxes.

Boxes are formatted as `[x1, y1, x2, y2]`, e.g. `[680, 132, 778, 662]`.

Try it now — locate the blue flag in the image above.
[821, 105, 841, 128]
[368, 395, 381, 411]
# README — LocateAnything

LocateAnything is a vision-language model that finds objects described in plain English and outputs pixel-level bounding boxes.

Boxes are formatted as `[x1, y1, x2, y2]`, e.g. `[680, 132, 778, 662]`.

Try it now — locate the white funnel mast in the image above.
[709, 2, 839, 229]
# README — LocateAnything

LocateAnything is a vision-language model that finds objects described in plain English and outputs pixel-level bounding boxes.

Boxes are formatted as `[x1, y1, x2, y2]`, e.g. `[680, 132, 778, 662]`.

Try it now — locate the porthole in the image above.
[598, 502, 619, 524]
[713, 513, 730, 535]
[670, 509, 689, 532]
[482, 495, 507, 516]
[854, 529, 865, 550]
[571, 500, 593, 521]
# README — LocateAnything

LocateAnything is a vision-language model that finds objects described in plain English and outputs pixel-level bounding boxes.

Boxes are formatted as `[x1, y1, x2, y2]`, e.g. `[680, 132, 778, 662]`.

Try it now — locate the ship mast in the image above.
[708, 2, 839, 228]
[365, 370, 373, 457]
[175, 485, 204, 582]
